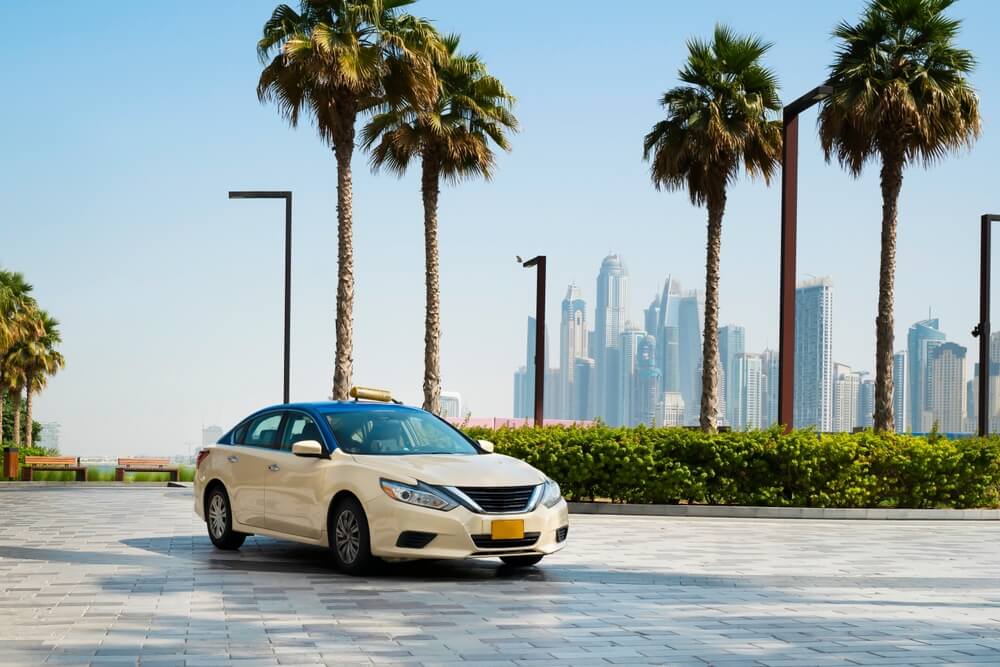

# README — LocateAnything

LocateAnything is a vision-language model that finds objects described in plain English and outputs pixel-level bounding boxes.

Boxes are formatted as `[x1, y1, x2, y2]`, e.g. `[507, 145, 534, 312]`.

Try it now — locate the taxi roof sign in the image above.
[349, 386, 395, 403]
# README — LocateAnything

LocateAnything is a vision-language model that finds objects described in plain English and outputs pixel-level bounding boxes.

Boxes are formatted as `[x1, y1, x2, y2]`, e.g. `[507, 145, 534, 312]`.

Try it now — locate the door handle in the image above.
[268, 464, 280, 472]
[227, 455, 239, 463]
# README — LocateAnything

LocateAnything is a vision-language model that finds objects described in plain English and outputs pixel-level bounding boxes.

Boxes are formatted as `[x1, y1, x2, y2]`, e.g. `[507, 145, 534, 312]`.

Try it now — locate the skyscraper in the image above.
[559, 284, 587, 420]
[832, 363, 861, 432]
[928, 342, 967, 433]
[635, 334, 661, 426]
[572, 357, 596, 421]
[761, 349, 779, 428]
[653, 277, 682, 394]
[655, 392, 686, 426]
[858, 378, 875, 430]
[513, 316, 553, 420]
[794, 278, 834, 431]
[719, 325, 746, 428]
[677, 291, 703, 425]
[439, 391, 463, 419]
[618, 323, 645, 426]
[733, 353, 763, 430]
[908, 318, 946, 433]
[594, 255, 629, 425]
[893, 351, 907, 433]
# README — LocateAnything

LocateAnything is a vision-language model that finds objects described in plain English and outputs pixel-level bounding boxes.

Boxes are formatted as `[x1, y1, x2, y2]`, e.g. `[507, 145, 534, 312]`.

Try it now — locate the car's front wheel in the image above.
[330, 496, 373, 575]
[206, 487, 246, 550]
[500, 554, 543, 567]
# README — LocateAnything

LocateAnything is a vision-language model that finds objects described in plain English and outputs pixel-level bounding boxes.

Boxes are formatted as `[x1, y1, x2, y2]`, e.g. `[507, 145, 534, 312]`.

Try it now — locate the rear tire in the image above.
[329, 497, 373, 575]
[206, 487, 246, 550]
[500, 555, 543, 567]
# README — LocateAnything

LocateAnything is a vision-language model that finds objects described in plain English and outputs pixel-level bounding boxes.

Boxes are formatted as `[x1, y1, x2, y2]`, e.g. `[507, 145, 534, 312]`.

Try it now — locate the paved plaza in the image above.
[2, 487, 1000, 666]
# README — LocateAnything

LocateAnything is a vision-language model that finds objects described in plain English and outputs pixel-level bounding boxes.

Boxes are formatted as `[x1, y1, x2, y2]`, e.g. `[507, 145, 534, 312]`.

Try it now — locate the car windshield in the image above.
[323, 408, 479, 455]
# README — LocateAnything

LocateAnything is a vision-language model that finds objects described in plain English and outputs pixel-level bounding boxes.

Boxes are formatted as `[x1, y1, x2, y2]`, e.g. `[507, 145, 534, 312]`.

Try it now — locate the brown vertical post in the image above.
[533, 257, 547, 427]
[283, 193, 292, 405]
[979, 215, 999, 436]
[777, 114, 799, 433]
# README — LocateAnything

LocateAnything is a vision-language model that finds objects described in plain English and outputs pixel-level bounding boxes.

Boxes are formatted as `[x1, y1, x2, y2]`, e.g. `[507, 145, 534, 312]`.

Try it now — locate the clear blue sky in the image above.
[3, 1, 999, 455]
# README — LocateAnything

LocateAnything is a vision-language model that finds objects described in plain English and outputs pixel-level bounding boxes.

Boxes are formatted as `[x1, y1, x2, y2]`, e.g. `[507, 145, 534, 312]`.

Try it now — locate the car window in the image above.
[324, 408, 477, 455]
[232, 422, 250, 445]
[244, 413, 283, 450]
[281, 413, 323, 452]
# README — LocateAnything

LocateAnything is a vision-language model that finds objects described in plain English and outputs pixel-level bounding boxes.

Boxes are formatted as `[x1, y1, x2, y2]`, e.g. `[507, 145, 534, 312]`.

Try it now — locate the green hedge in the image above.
[462, 425, 1000, 509]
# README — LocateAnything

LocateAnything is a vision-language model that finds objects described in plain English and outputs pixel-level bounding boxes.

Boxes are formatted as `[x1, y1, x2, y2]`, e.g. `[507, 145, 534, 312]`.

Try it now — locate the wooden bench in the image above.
[21, 456, 87, 481]
[115, 457, 179, 482]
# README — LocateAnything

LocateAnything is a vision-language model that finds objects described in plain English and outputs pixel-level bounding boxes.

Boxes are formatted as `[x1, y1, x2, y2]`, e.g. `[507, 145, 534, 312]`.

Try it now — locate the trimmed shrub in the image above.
[463, 426, 1000, 509]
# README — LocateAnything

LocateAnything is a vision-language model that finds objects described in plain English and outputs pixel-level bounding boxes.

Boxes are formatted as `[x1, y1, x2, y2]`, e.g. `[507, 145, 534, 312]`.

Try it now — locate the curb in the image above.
[568, 502, 1000, 520]
[0, 482, 184, 488]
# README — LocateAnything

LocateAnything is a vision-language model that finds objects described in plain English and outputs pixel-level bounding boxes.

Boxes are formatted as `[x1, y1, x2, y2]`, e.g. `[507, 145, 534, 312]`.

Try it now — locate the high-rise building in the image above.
[572, 357, 596, 420]
[202, 425, 223, 447]
[858, 378, 875, 430]
[677, 291, 703, 425]
[635, 334, 661, 426]
[652, 277, 683, 395]
[794, 278, 834, 431]
[644, 296, 660, 346]
[655, 392, 686, 426]
[513, 367, 528, 418]
[761, 349, 779, 428]
[928, 341, 967, 433]
[559, 284, 587, 420]
[439, 391, 463, 419]
[38, 422, 61, 451]
[832, 363, 861, 432]
[733, 353, 763, 430]
[893, 351, 907, 433]
[719, 325, 746, 428]
[594, 255, 629, 425]
[908, 318, 946, 433]
[513, 316, 553, 420]
[618, 323, 645, 426]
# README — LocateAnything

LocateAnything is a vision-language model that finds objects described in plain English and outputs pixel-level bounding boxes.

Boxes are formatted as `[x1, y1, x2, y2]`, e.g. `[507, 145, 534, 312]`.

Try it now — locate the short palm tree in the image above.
[15, 312, 64, 446]
[819, 0, 980, 432]
[258, 0, 442, 399]
[0, 270, 38, 442]
[362, 33, 517, 414]
[644, 25, 782, 432]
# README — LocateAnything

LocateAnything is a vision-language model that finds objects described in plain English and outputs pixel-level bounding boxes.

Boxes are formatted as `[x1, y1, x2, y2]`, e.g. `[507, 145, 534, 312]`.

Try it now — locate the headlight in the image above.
[540, 478, 562, 508]
[380, 479, 456, 511]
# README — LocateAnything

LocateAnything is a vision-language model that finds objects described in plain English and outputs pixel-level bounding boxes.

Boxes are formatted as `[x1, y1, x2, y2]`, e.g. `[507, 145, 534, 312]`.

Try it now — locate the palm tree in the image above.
[15, 312, 64, 446]
[644, 25, 782, 432]
[819, 0, 980, 432]
[0, 270, 37, 442]
[362, 33, 517, 413]
[258, 0, 441, 400]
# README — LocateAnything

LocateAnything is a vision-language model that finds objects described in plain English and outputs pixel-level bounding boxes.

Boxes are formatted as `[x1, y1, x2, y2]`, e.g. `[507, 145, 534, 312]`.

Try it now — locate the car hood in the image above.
[350, 452, 545, 487]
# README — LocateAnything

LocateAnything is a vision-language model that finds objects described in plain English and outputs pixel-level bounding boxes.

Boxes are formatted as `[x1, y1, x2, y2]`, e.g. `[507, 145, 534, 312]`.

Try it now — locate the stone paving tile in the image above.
[3, 488, 1000, 666]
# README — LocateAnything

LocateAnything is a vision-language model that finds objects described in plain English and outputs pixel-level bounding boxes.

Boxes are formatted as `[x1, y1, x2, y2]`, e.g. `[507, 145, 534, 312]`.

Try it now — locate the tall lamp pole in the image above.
[519, 255, 547, 427]
[228, 190, 293, 405]
[777, 85, 832, 432]
[975, 214, 1000, 436]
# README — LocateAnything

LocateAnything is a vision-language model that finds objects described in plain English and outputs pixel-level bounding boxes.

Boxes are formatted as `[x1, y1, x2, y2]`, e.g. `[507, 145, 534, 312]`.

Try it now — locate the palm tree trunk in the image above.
[331, 131, 356, 401]
[0, 387, 4, 444]
[873, 156, 904, 432]
[421, 155, 442, 414]
[11, 388, 21, 446]
[24, 383, 33, 446]
[699, 190, 727, 432]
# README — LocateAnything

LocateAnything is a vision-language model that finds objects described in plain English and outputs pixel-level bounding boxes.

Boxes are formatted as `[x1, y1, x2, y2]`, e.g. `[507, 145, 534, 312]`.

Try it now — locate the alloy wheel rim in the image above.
[335, 509, 360, 564]
[209, 494, 227, 539]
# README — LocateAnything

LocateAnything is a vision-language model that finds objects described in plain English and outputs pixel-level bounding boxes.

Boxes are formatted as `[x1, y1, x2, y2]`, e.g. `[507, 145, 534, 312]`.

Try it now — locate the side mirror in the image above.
[477, 439, 495, 453]
[292, 440, 325, 457]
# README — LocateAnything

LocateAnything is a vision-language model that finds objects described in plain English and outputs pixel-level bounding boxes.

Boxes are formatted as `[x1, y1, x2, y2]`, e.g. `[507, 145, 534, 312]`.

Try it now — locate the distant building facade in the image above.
[794, 278, 834, 431]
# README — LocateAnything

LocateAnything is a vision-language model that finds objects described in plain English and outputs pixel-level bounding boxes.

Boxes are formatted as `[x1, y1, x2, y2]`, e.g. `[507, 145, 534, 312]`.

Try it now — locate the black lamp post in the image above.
[777, 85, 833, 432]
[228, 190, 293, 405]
[974, 213, 1000, 436]
[518, 255, 546, 427]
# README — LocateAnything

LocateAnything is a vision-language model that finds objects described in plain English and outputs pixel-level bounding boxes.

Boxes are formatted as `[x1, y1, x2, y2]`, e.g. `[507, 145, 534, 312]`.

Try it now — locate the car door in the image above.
[227, 412, 284, 528]
[263, 411, 328, 539]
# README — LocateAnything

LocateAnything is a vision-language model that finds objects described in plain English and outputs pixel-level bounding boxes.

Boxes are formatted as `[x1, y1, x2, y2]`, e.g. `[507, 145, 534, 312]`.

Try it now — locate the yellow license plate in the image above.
[491, 519, 524, 540]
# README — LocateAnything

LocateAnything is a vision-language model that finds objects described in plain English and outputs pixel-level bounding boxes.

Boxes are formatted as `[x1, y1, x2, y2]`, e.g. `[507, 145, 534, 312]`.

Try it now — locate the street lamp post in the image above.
[228, 190, 293, 405]
[777, 85, 832, 432]
[518, 255, 547, 427]
[975, 214, 1000, 436]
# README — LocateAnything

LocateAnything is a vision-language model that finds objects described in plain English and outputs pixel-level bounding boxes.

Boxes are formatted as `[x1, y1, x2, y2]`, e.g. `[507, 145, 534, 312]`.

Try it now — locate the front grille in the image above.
[471, 532, 540, 549]
[556, 525, 569, 542]
[458, 485, 536, 513]
[396, 531, 436, 549]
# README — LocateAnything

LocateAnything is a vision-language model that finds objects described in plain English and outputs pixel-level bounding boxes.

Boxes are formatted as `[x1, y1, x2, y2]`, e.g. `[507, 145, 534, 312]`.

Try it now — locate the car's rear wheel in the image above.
[330, 497, 373, 575]
[500, 555, 543, 567]
[206, 487, 246, 550]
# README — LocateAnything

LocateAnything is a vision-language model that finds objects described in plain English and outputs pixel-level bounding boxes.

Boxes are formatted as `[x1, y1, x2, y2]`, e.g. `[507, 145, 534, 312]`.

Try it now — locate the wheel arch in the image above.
[203, 479, 226, 520]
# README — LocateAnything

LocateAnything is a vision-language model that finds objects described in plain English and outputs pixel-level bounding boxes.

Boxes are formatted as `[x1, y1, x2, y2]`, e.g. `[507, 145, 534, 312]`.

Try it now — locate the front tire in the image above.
[330, 497, 373, 575]
[206, 487, 246, 550]
[500, 555, 543, 567]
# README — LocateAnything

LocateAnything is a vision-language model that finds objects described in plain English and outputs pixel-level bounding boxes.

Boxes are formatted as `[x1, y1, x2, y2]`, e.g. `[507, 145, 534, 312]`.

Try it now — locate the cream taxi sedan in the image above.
[193, 391, 568, 574]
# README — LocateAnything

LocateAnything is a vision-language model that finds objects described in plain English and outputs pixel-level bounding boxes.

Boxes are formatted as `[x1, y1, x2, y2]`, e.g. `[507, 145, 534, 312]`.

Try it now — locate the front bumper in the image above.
[364, 493, 569, 560]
